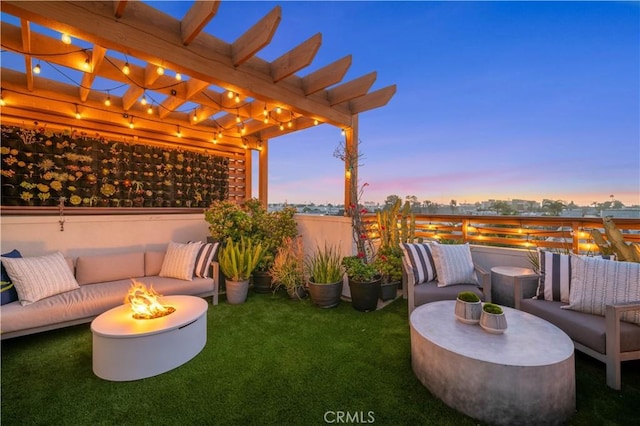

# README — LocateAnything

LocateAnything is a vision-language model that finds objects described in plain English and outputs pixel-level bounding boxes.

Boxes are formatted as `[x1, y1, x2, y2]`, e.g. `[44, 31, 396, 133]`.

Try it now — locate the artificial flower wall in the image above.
[0, 125, 229, 208]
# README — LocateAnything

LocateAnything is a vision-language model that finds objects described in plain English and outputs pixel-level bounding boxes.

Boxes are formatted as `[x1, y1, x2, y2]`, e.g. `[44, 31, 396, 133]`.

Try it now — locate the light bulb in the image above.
[147, 105, 153, 114]
[83, 59, 90, 71]
[227, 91, 234, 99]
[263, 117, 268, 124]
[175, 72, 182, 81]
[156, 66, 164, 75]
[235, 94, 240, 103]
[279, 123, 284, 131]
[61, 33, 72, 45]
[140, 95, 147, 105]
[75, 111, 81, 119]
[263, 106, 268, 116]
[313, 119, 318, 126]
[33, 63, 41, 74]
[276, 106, 281, 114]
[217, 131, 222, 140]
[236, 114, 241, 123]
[0, 95, 5, 107]
[192, 114, 198, 122]
[129, 120, 134, 129]
[123, 62, 130, 75]
[341, 128, 346, 136]
[288, 121, 293, 128]
[176, 127, 182, 137]
[104, 95, 111, 107]
[212, 135, 217, 144]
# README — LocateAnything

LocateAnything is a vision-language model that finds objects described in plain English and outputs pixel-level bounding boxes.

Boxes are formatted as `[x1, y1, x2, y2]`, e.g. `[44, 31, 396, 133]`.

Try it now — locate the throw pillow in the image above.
[429, 243, 478, 287]
[535, 250, 615, 303]
[563, 256, 640, 325]
[1, 249, 22, 305]
[1, 251, 80, 306]
[159, 241, 203, 281]
[194, 242, 219, 278]
[400, 242, 436, 285]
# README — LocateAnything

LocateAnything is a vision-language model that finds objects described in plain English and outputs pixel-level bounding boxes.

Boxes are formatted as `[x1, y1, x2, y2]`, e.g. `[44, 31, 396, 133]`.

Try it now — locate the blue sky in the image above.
[184, 0, 637, 207]
[5, 1, 639, 206]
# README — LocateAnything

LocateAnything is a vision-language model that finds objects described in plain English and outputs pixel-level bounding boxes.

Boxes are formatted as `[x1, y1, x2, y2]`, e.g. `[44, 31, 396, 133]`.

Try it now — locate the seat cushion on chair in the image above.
[520, 299, 640, 354]
[414, 281, 484, 308]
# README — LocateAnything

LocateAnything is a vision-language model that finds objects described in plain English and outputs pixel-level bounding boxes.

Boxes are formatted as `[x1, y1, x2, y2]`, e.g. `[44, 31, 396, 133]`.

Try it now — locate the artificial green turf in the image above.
[2, 292, 639, 425]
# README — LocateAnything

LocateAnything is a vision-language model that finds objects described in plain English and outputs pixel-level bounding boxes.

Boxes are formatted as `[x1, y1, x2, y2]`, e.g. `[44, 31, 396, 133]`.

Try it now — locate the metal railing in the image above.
[362, 214, 640, 254]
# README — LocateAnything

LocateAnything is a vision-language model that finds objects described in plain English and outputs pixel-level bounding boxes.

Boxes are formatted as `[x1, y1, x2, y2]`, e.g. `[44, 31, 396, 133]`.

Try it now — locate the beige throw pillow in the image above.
[563, 255, 640, 325]
[1, 251, 80, 305]
[159, 241, 202, 281]
[430, 243, 478, 287]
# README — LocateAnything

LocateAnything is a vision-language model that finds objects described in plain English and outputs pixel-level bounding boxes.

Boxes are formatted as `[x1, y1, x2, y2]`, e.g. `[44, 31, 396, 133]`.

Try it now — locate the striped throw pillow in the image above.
[194, 242, 219, 278]
[536, 250, 572, 302]
[1, 251, 80, 306]
[429, 243, 478, 287]
[400, 243, 437, 285]
[159, 241, 203, 281]
[563, 256, 640, 325]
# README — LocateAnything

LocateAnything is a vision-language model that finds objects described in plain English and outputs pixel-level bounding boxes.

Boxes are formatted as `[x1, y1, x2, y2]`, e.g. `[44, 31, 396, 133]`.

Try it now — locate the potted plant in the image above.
[306, 243, 344, 308]
[270, 236, 307, 300]
[454, 291, 482, 324]
[480, 303, 508, 334]
[343, 255, 381, 312]
[218, 237, 264, 304]
[204, 200, 253, 244]
[373, 246, 403, 301]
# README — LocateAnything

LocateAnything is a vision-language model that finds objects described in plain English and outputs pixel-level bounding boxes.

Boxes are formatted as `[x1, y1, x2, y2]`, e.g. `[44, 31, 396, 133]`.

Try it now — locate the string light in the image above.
[241, 123, 246, 135]
[176, 125, 182, 137]
[217, 130, 223, 140]
[313, 119, 318, 125]
[104, 92, 111, 106]
[235, 93, 240, 103]
[276, 106, 281, 114]
[287, 120, 293, 128]
[175, 72, 182, 81]
[74, 104, 81, 119]
[147, 104, 153, 114]
[192, 110, 198, 122]
[263, 116, 269, 124]
[212, 133, 217, 144]
[128, 116, 134, 129]
[341, 128, 346, 136]
[122, 62, 130, 75]
[156, 65, 164, 75]
[236, 111, 241, 123]
[140, 94, 147, 105]
[0, 93, 5, 107]
[33, 63, 41, 74]
[83, 58, 90, 71]
[227, 90, 234, 99]
[61, 33, 72, 45]
[279, 122, 284, 131]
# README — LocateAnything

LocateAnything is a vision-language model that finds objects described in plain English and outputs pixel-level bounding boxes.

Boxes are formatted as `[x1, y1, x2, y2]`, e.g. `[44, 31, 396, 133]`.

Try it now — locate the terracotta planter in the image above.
[349, 276, 382, 312]
[225, 279, 249, 304]
[307, 278, 343, 308]
[454, 298, 482, 324]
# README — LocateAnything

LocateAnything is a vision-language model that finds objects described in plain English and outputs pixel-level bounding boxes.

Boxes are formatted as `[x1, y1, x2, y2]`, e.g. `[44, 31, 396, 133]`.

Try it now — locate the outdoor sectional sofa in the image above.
[516, 252, 640, 390]
[1, 244, 219, 340]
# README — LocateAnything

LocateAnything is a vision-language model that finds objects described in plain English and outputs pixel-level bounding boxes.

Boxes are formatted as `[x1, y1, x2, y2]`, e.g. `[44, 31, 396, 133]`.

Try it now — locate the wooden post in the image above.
[258, 139, 268, 208]
[244, 146, 252, 202]
[344, 115, 359, 214]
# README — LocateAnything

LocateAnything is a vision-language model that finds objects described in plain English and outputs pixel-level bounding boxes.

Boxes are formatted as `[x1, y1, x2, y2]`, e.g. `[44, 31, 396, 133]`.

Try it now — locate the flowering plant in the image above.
[342, 254, 379, 282]
[373, 247, 403, 284]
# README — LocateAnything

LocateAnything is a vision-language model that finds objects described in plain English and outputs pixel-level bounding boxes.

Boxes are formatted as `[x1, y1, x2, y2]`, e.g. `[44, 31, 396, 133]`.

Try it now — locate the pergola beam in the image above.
[231, 6, 281, 66]
[181, 0, 220, 46]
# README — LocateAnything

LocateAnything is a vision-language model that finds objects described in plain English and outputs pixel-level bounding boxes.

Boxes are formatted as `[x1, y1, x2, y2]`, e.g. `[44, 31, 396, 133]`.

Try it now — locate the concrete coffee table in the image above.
[410, 300, 575, 425]
[91, 295, 208, 381]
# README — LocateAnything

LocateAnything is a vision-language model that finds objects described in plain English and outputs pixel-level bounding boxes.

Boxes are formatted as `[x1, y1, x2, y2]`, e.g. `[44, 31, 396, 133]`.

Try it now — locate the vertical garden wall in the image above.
[0, 125, 231, 208]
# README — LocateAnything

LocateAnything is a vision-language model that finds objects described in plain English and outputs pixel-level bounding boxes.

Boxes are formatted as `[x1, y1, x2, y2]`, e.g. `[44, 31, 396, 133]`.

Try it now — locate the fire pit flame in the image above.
[126, 281, 175, 319]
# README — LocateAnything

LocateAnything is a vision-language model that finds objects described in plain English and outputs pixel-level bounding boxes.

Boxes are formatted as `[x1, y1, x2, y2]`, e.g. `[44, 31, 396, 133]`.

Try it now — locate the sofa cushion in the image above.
[1, 249, 21, 305]
[159, 241, 202, 281]
[400, 242, 436, 285]
[1, 252, 80, 306]
[536, 250, 572, 302]
[194, 242, 219, 278]
[430, 243, 478, 287]
[414, 281, 484, 307]
[563, 256, 640, 325]
[145, 251, 166, 276]
[76, 251, 145, 285]
[520, 298, 640, 354]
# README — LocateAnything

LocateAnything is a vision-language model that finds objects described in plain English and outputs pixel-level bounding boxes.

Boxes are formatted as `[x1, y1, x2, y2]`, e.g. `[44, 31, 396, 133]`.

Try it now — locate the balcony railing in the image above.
[362, 214, 640, 254]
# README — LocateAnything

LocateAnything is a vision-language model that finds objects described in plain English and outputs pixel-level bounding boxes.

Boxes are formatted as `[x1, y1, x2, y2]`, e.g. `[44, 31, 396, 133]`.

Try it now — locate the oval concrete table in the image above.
[92, 295, 208, 381]
[410, 300, 575, 426]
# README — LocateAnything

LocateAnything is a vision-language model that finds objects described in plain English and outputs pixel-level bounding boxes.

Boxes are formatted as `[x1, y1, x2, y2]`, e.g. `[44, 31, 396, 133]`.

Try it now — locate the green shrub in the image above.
[457, 291, 480, 303]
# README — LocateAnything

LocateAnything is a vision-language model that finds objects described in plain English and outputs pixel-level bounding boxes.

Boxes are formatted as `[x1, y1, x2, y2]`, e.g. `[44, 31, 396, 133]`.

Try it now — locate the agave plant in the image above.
[218, 237, 264, 281]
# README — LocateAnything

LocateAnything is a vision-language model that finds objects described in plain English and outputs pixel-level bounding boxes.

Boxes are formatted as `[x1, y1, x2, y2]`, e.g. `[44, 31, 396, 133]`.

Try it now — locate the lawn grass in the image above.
[2, 291, 639, 425]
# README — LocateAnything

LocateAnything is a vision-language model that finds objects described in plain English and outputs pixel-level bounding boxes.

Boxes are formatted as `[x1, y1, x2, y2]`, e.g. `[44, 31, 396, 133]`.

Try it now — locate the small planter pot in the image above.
[307, 278, 343, 308]
[454, 298, 482, 324]
[252, 270, 273, 294]
[480, 309, 508, 334]
[379, 280, 399, 301]
[225, 279, 249, 304]
[349, 276, 382, 312]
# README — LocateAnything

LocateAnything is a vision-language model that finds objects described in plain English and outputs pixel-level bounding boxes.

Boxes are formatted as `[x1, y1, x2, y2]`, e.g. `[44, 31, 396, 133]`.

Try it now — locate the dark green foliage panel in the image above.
[0, 126, 229, 207]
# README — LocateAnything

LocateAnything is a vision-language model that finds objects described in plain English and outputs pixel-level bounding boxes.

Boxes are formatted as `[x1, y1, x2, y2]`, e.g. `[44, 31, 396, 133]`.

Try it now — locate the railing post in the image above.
[462, 219, 469, 244]
[572, 221, 580, 254]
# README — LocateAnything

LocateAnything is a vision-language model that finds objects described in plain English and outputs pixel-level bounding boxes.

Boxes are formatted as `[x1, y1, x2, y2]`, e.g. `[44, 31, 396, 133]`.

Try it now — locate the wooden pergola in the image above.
[0, 1, 396, 207]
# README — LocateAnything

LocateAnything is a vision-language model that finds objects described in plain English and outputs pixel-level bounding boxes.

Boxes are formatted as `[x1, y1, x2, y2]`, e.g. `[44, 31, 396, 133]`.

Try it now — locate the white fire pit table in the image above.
[410, 300, 575, 425]
[91, 295, 208, 381]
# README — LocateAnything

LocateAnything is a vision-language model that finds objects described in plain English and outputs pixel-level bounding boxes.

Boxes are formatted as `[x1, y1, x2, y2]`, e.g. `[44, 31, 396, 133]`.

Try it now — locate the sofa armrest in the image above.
[211, 261, 220, 305]
[514, 273, 541, 309]
[605, 300, 640, 389]
[402, 257, 416, 317]
[474, 264, 491, 303]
